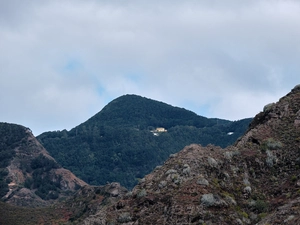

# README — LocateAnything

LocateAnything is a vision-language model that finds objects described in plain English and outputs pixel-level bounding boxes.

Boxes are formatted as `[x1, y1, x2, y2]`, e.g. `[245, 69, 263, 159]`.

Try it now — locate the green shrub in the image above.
[0, 168, 9, 198]
[31, 154, 59, 171]
[254, 200, 268, 213]
[137, 189, 147, 198]
[260, 138, 282, 153]
[266, 138, 282, 150]
[258, 212, 267, 220]
[240, 211, 248, 218]
[24, 177, 33, 189]
[291, 175, 297, 182]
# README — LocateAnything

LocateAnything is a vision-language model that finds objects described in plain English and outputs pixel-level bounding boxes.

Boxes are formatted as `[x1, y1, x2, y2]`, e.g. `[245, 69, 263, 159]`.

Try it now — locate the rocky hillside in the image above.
[68, 85, 300, 224]
[0, 123, 87, 207]
[0, 182, 128, 225]
[38, 94, 251, 189]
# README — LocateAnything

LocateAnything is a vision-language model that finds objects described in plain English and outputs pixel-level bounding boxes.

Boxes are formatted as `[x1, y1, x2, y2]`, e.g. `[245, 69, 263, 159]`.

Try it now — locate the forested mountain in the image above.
[38, 94, 252, 189]
[2, 86, 299, 225]
[76, 84, 300, 225]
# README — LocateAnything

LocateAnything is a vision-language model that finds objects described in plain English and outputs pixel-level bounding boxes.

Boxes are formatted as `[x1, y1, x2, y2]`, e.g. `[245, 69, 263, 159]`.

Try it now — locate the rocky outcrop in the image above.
[61, 183, 128, 224]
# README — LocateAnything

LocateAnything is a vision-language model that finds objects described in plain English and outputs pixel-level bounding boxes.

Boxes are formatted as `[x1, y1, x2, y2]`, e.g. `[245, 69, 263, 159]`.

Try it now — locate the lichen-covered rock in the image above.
[182, 164, 191, 176]
[197, 177, 209, 186]
[117, 212, 131, 223]
[158, 180, 167, 188]
[266, 150, 277, 167]
[200, 193, 227, 207]
[225, 195, 237, 206]
[207, 157, 218, 167]
[165, 169, 177, 175]
[154, 165, 162, 170]
[136, 189, 147, 198]
[292, 84, 300, 92]
[263, 103, 275, 112]
[244, 186, 251, 194]
[265, 138, 282, 150]
[169, 153, 178, 158]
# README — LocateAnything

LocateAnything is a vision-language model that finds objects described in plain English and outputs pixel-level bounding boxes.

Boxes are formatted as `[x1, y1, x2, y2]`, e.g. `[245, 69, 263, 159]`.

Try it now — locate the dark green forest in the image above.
[25, 154, 62, 200]
[38, 94, 252, 189]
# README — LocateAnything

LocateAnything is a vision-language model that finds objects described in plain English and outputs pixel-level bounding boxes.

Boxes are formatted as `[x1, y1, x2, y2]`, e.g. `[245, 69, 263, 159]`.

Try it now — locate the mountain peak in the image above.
[76, 86, 300, 224]
[292, 84, 300, 93]
[241, 84, 300, 145]
[38, 94, 251, 189]
[85, 94, 208, 129]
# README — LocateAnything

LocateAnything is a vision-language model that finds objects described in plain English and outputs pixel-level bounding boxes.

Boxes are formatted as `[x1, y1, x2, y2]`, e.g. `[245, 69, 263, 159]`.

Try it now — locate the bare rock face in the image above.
[54, 168, 88, 191]
[5, 188, 47, 207]
[66, 85, 300, 225]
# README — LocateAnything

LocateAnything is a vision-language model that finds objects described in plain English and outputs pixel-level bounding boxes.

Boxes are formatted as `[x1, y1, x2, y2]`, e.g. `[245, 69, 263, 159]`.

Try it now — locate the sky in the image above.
[1, 0, 300, 135]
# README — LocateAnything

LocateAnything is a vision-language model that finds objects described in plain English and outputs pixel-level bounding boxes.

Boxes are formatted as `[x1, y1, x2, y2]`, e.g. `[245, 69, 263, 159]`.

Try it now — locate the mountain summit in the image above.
[70, 85, 300, 224]
[85, 94, 216, 128]
[38, 94, 251, 189]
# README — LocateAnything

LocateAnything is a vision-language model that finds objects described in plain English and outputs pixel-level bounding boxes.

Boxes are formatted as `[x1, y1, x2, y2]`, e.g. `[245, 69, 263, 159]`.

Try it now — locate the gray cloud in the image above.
[1, 0, 300, 135]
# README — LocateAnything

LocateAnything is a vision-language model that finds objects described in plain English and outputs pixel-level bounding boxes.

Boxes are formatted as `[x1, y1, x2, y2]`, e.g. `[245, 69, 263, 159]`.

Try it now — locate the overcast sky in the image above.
[1, 0, 300, 135]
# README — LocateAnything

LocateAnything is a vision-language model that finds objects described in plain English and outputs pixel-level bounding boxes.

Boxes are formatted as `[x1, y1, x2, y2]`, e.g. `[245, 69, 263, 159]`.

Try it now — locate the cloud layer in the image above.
[1, 0, 300, 135]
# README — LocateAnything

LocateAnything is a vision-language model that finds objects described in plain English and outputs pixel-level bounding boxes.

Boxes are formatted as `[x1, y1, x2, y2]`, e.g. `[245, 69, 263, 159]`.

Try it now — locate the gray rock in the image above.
[197, 178, 209, 186]
[183, 164, 191, 176]
[136, 189, 147, 198]
[158, 180, 167, 188]
[200, 193, 227, 207]
[117, 212, 132, 223]
[244, 186, 252, 194]
[225, 195, 237, 206]
[263, 103, 275, 112]
[166, 169, 177, 175]
[169, 153, 178, 158]
[207, 157, 218, 167]
[292, 84, 300, 92]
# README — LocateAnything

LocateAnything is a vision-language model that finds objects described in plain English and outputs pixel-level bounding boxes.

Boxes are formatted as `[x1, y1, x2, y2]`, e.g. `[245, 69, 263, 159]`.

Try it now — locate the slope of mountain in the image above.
[0, 183, 128, 225]
[0, 122, 87, 207]
[37, 94, 252, 189]
[65, 84, 300, 224]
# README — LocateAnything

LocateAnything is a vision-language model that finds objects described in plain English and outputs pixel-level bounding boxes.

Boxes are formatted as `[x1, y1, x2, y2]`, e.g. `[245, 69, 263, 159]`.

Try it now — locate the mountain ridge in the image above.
[70, 84, 300, 224]
[37, 94, 252, 189]
[82, 94, 219, 129]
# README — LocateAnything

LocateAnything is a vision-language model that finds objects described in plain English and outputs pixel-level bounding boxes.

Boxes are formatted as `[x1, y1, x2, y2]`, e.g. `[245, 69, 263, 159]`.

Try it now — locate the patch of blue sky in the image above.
[125, 72, 142, 83]
[195, 107, 212, 118]
[97, 85, 105, 96]
[182, 101, 212, 118]
[61, 58, 84, 74]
